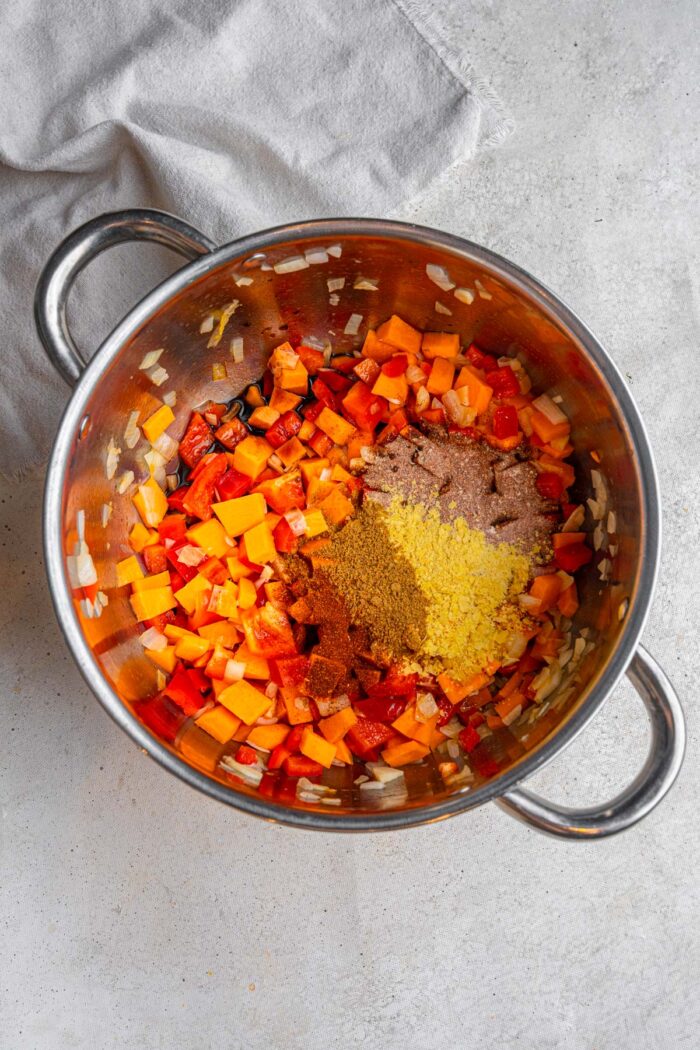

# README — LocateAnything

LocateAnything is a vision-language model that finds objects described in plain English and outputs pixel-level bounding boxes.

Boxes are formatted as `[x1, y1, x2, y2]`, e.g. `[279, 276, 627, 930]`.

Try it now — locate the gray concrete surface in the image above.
[2, 2, 699, 1047]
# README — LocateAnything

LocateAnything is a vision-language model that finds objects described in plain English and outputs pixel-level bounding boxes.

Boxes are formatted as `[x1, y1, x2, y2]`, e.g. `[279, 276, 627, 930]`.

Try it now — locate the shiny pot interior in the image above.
[45, 219, 658, 829]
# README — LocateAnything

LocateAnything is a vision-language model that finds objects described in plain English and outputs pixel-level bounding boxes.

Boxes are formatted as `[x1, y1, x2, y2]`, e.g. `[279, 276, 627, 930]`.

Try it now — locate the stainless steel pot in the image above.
[36, 209, 685, 837]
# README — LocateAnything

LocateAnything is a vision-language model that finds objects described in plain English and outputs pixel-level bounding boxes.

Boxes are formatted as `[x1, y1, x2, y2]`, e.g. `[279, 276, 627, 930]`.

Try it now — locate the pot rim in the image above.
[43, 216, 660, 831]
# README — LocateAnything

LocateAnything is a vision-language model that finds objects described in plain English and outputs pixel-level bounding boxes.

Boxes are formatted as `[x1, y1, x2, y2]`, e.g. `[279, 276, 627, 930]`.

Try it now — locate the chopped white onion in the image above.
[414, 385, 430, 413]
[326, 244, 342, 258]
[148, 365, 169, 387]
[123, 411, 141, 449]
[101, 502, 112, 527]
[230, 336, 245, 364]
[562, 505, 585, 532]
[353, 276, 378, 291]
[234, 274, 253, 287]
[152, 432, 178, 462]
[320, 467, 332, 482]
[365, 763, 405, 784]
[284, 509, 308, 537]
[140, 627, 168, 651]
[224, 660, 246, 683]
[264, 681, 279, 700]
[255, 565, 274, 589]
[426, 263, 455, 291]
[607, 510, 617, 534]
[327, 277, 345, 292]
[434, 300, 452, 315]
[177, 544, 207, 567]
[519, 594, 541, 611]
[344, 313, 363, 336]
[219, 757, 262, 786]
[139, 348, 164, 370]
[305, 248, 329, 265]
[67, 547, 97, 589]
[116, 470, 135, 494]
[453, 287, 475, 304]
[273, 255, 309, 274]
[474, 278, 492, 300]
[533, 394, 568, 426]
[163, 390, 177, 408]
[105, 439, 121, 480]
[329, 294, 340, 306]
[199, 314, 215, 334]
[416, 693, 438, 722]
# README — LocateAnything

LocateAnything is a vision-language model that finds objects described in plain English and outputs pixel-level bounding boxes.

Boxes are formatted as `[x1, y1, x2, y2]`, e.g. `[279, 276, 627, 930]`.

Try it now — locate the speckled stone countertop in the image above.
[2, 2, 698, 1047]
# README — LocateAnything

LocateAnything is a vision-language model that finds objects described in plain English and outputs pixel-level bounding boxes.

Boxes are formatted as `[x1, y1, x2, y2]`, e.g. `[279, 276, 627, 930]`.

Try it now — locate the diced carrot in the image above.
[421, 332, 460, 359]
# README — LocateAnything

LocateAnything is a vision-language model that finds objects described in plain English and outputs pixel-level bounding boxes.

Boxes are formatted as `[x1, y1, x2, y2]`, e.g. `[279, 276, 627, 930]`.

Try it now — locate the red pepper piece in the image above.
[163, 665, 208, 716]
[255, 472, 306, 514]
[366, 672, 418, 701]
[143, 544, 168, 575]
[381, 354, 408, 377]
[277, 776, 300, 801]
[182, 453, 228, 521]
[198, 556, 229, 586]
[486, 366, 520, 398]
[283, 755, 324, 778]
[470, 748, 501, 778]
[353, 358, 381, 386]
[272, 517, 297, 553]
[311, 377, 340, 411]
[561, 502, 579, 520]
[188, 451, 219, 481]
[458, 725, 481, 753]
[269, 655, 310, 688]
[466, 343, 499, 372]
[318, 369, 354, 394]
[167, 486, 190, 514]
[346, 719, 394, 758]
[143, 609, 187, 633]
[215, 417, 249, 450]
[178, 412, 213, 468]
[286, 725, 306, 753]
[240, 603, 297, 658]
[216, 468, 253, 501]
[492, 404, 519, 439]
[235, 745, 258, 766]
[341, 381, 387, 431]
[262, 370, 274, 398]
[168, 570, 186, 593]
[297, 345, 326, 374]
[307, 429, 333, 457]
[158, 514, 187, 543]
[265, 410, 302, 449]
[302, 399, 325, 423]
[536, 472, 565, 500]
[268, 745, 291, 771]
[353, 698, 407, 722]
[258, 772, 278, 798]
[554, 542, 593, 573]
[137, 695, 186, 744]
[435, 694, 454, 727]
[166, 540, 199, 582]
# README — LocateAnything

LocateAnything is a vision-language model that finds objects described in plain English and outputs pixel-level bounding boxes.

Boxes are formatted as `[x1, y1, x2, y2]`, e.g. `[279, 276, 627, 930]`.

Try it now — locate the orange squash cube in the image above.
[391, 704, 440, 746]
[320, 488, 354, 525]
[426, 357, 456, 395]
[276, 436, 306, 469]
[129, 586, 177, 622]
[361, 329, 397, 362]
[173, 572, 211, 614]
[218, 679, 270, 724]
[421, 332, 460, 359]
[318, 707, 358, 743]
[376, 315, 422, 355]
[132, 570, 172, 593]
[270, 387, 302, 413]
[243, 521, 276, 564]
[186, 518, 231, 558]
[195, 704, 241, 743]
[145, 645, 177, 673]
[213, 493, 266, 536]
[300, 727, 337, 768]
[247, 724, 290, 750]
[381, 740, 430, 767]
[315, 407, 357, 446]
[454, 366, 493, 416]
[281, 686, 314, 725]
[133, 476, 169, 527]
[371, 371, 409, 405]
[142, 404, 175, 445]
[232, 435, 274, 479]
[116, 555, 144, 587]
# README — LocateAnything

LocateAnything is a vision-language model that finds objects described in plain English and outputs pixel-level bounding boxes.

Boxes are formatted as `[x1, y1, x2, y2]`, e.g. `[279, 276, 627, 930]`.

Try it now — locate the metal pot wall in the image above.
[35, 210, 685, 837]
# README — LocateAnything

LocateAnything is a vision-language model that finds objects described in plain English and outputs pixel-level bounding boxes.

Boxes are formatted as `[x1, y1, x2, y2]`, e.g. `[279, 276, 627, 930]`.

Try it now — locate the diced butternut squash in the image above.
[132, 570, 171, 592]
[218, 679, 270, 724]
[437, 671, 490, 704]
[318, 707, 357, 743]
[558, 582, 579, 617]
[186, 519, 231, 558]
[454, 366, 493, 416]
[391, 704, 440, 746]
[234, 643, 270, 679]
[300, 727, 337, 768]
[530, 410, 570, 444]
[133, 477, 169, 527]
[298, 419, 315, 442]
[552, 531, 587, 549]
[232, 436, 274, 479]
[247, 724, 290, 750]
[279, 362, 309, 394]
[195, 704, 241, 743]
[381, 740, 430, 767]
[421, 332, 460, 359]
[281, 687, 314, 725]
[300, 458, 330, 486]
[212, 493, 266, 536]
[129, 586, 177, 622]
[249, 405, 280, 429]
[174, 573, 211, 614]
[303, 508, 328, 538]
[361, 329, 397, 363]
[178, 725, 221, 772]
[237, 577, 257, 610]
[371, 371, 409, 405]
[198, 621, 240, 648]
[226, 556, 254, 581]
[426, 357, 456, 395]
[376, 315, 422, 355]
[208, 580, 239, 618]
[175, 633, 213, 662]
[270, 387, 302, 413]
[330, 463, 352, 483]
[142, 404, 175, 445]
[306, 478, 336, 506]
[333, 736, 353, 764]
[129, 522, 158, 553]
[529, 573, 563, 613]
[116, 555, 144, 587]
[145, 645, 177, 673]
[320, 488, 354, 525]
[315, 407, 357, 446]
[276, 436, 306, 468]
[243, 521, 276, 564]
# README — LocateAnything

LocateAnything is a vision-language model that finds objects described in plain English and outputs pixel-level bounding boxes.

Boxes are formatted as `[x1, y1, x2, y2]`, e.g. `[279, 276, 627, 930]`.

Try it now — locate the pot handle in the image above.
[496, 645, 685, 839]
[34, 208, 217, 387]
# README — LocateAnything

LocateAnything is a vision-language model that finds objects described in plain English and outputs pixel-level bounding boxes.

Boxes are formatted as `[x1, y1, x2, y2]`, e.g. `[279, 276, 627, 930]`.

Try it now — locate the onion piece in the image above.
[116, 470, 135, 494]
[273, 255, 309, 274]
[305, 248, 329, 265]
[229, 337, 244, 364]
[434, 300, 452, 315]
[284, 509, 308, 537]
[163, 390, 177, 408]
[234, 275, 253, 287]
[426, 263, 455, 291]
[139, 348, 164, 370]
[329, 294, 340, 306]
[344, 313, 363, 336]
[326, 244, 342, 258]
[474, 279, 492, 300]
[199, 314, 215, 334]
[105, 439, 121, 480]
[101, 502, 112, 527]
[224, 660, 246, 683]
[148, 365, 169, 387]
[219, 757, 263, 786]
[327, 277, 345, 292]
[453, 287, 475, 304]
[353, 276, 378, 291]
[140, 627, 167, 651]
[533, 394, 568, 426]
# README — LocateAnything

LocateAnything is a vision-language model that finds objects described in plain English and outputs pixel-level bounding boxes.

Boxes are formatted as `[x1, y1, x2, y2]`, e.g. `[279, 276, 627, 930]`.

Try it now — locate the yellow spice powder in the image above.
[382, 497, 532, 681]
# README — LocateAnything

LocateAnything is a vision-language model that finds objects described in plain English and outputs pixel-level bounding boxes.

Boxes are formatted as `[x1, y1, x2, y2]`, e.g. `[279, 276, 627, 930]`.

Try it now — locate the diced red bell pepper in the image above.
[216, 468, 253, 501]
[297, 345, 326, 374]
[353, 358, 381, 386]
[435, 694, 454, 727]
[272, 517, 297, 553]
[311, 377, 339, 411]
[562, 502, 579, 520]
[178, 412, 213, 468]
[470, 748, 501, 778]
[342, 381, 387, 432]
[366, 672, 418, 701]
[137, 695, 186, 744]
[286, 725, 306, 753]
[269, 655, 310, 688]
[265, 410, 302, 449]
[283, 755, 324, 778]
[346, 719, 394, 758]
[235, 745, 258, 766]
[198, 556, 229, 586]
[167, 487, 190, 514]
[188, 451, 219, 481]
[163, 665, 209, 716]
[215, 417, 249, 450]
[268, 745, 291, 771]
[307, 429, 333, 457]
[143, 544, 168, 575]
[458, 725, 481, 753]
[158, 514, 187, 542]
[166, 539, 201, 582]
[143, 608, 187, 633]
[353, 697, 407, 722]
[262, 370, 274, 397]
[554, 542, 593, 573]
[302, 400, 325, 423]
[258, 772, 278, 798]
[486, 366, 520, 399]
[536, 472, 565, 500]
[277, 776, 300, 801]
[318, 369, 354, 394]
[182, 453, 228, 520]
[466, 343, 498, 372]
[492, 404, 519, 439]
[381, 354, 408, 377]
[169, 570, 186, 593]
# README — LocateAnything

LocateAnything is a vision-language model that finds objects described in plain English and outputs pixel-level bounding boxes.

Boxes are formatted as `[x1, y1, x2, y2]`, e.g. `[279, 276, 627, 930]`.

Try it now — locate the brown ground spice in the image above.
[322, 501, 427, 663]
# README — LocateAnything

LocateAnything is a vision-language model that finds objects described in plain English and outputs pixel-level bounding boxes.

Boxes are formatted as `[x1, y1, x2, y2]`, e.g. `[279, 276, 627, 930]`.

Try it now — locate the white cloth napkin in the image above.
[0, 0, 511, 476]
